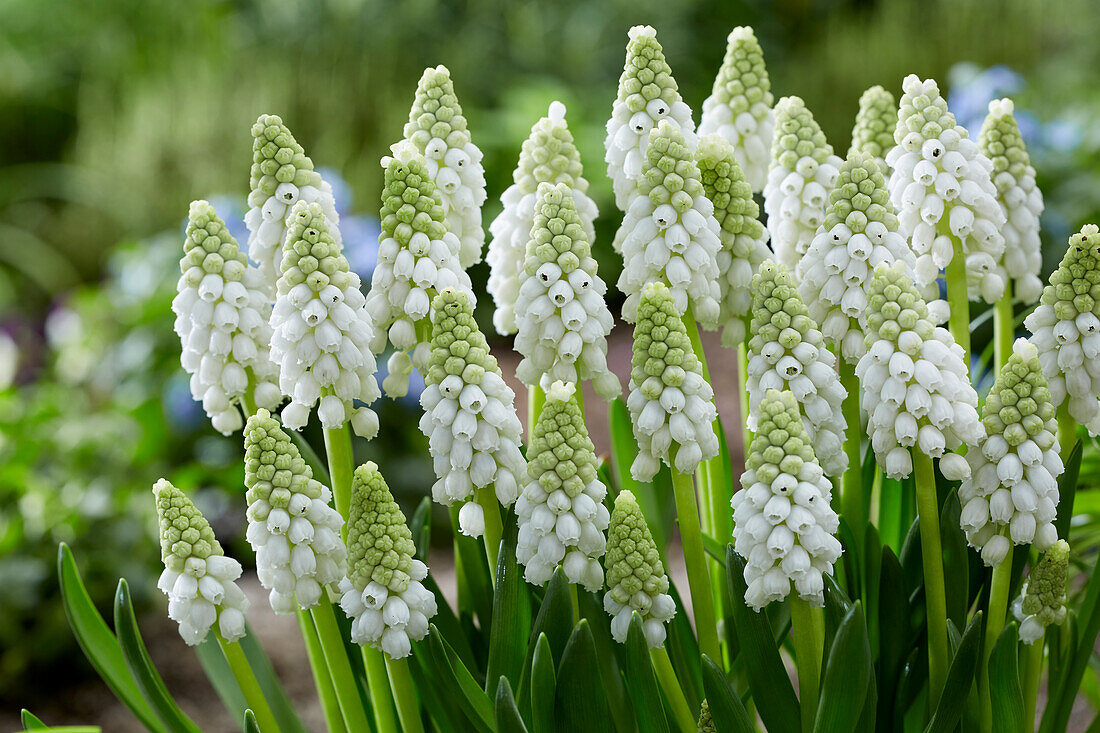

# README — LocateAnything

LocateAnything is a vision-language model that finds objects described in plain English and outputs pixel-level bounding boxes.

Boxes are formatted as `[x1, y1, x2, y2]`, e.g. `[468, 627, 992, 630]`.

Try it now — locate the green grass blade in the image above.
[701, 655, 753, 733]
[814, 602, 872, 733]
[924, 611, 982, 733]
[194, 637, 248, 721]
[620, 614, 670, 733]
[485, 513, 532, 699]
[554, 621, 612, 730]
[530, 634, 556, 733]
[243, 710, 259, 733]
[494, 677, 529, 733]
[989, 623, 1025, 733]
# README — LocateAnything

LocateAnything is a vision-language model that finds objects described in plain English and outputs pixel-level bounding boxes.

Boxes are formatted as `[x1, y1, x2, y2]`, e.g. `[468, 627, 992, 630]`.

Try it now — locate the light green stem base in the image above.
[912, 450, 949, 708]
[311, 600, 373, 732]
[994, 284, 1014, 375]
[298, 611, 347, 733]
[790, 596, 824, 733]
[1023, 636, 1044, 729]
[945, 238, 972, 370]
[840, 356, 863, 548]
[670, 468, 720, 663]
[651, 646, 696, 733]
[980, 547, 1015, 733]
[386, 656, 424, 733]
[217, 631, 279, 733]
[361, 646, 398, 733]
[323, 425, 355, 524]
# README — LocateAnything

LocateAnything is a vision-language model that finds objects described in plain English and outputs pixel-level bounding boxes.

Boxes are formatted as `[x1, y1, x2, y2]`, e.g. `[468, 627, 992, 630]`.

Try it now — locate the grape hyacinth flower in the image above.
[515, 381, 609, 590]
[173, 200, 281, 435]
[392, 65, 486, 268]
[603, 489, 676, 647]
[338, 462, 438, 659]
[746, 261, 848, 477]
[697, 701, 715, 733]
[697, 26, 774, 192]
[244, 409, 347, 613]
[849, 86, 897, 173]
[269, 202, 381, 436]
[513, 183, 619, 399]
[419, 288, 527, 537]
[487, 101, 598, 335]
[798, 151, 916, 363]
[763, 96, 842, 273]
[979, 98, 1045, 303]
[695, 134, 771, 347]
[153, 479, 248, 646]
[887, 75, 1006, 303]
[626, 281, 719, 481]
[732, 389, 842, 610]
[245, 114, 341, 288]
[1025, 225, 1100, 433]
[959, 338, 1062, 566]
[1012, 539, 1069, 644]
[857, 263, 984, 479]
[617, 119, 722, 328]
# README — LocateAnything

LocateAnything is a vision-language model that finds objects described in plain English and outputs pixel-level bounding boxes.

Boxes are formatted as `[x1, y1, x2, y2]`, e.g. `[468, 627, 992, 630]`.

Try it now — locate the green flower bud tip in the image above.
[979, 98, 1033, 178]
[1014, 539, 1069, 644]
[403, 65, 471, 150]
[346, 461, 417, 593]
[182, 200, 247, 279]
[771, 96, 835, 169]
[379, 153, 448, 245]
[849, 85, 897, 164]
[249, 114, 321, 199]
[244, 408, 320, 504]
[514, 102, 587, 193]
[706, 26, 772, 109]
[277, 202, 352, 293]
[615, 25, 679, 111]
[426, 288, 499, 387]
[697, 699, 715, 733]
[527, 381, 598, 494]
[154, 479, 223, 573]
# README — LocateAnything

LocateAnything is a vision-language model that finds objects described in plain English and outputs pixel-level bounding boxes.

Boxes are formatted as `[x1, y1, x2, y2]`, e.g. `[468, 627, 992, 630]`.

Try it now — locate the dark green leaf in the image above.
[823, 574, 853, 654]
[814, 602, 872, 733]
[1041, 547, 1100, 733]
[243, 710, 259, 733]
[530, 634, 556, 733]
[989, 623, 1025, 733]
[924, 611, 982, 733]
[429, 626, 495, 732]
[863, 527, 882, 657]
[938, 489, 969, 629]
[578, 590, 634, 732]
[517, 568, 574, 715]
[451, 506, 494, 631]
[494, 677, 529, 733]
[664, 581, 702, 712]
[408, 644, 466, 733]
[410, 496, 432, 561]
[20, 710, 47, 729]
[554, 621, 611, 731]
[422, 572, 478, 671]
[486, 514, 531, 699]
[620, 614, 670, 733]
[701, 655, 753, 733]
[1055, 440, 1083, 539]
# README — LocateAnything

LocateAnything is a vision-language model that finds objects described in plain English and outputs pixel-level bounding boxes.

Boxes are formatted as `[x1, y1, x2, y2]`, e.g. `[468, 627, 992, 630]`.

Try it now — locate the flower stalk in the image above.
[979, 546, 1014, 733]
[670, 466, 721, 663]
[216, 629, 280, 733]
[912, 450, 948, 707]
[650, 646, 696, 733]
[789, 595, 823, 733]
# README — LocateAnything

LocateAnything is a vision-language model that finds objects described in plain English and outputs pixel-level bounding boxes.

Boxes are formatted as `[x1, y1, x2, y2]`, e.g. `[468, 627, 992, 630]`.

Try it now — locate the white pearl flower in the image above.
[1012, 539, 1069, 645]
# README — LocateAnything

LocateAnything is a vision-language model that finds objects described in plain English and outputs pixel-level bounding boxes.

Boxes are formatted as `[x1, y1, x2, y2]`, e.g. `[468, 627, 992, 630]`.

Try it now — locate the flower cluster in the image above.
[603, 490, 676, 648]
[626, 282, 719, 480]
[763, 96, 842, 273]
[515, 381, 609, 590]
[339, 462, 438, 659]
[887, 75, 1006, 303]
[154, 479, 248, 646]
[849, 86, 897, 173]
[1013, 539, 1070, 644]
[733, 389, 841, 610]
[746, 261, 848, 477]
[173, 200, 281, 435]
[269, 202, 380, 436]
[487, 102, 598, 336]
[798, 151, 915, 363]
[243, 409, 347, 613]
[419, 289, 527, 536]
[697, 26, 774, 192]
[513, 183, 619, 399]
[617, 119, 722, 328]
[393, 65, 486, 268]
[1025, 225, 1100, 434]
[856, 263, 984, 479]
[695, 134, 771, 347]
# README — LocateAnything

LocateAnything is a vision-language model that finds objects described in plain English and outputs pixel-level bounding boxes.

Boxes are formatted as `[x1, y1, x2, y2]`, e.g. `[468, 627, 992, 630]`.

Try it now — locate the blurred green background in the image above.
[3, 0, 1100, 704]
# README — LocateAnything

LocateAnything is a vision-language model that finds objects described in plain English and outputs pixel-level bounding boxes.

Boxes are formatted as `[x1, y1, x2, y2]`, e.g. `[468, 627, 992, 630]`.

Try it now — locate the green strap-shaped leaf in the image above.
[19, 708, 100, 732]
[410, 496, 433, 561]
[664, 581, 702, 712]
[195, 637, 248, 721]
[429, 625, 495, 732]
[422, 571, 478, 671]
[989, 623, 1025, 733]
[938, 489, 970, 629]
[1054, 440, 1083, 539]
[20, 710, 47, 729]
[700, 656, 754, 733]
[518, 568, 574, 713]
[408, 644, 466, 733]
[620, 614, 670, 733]
[823, 574, 853, 654]
[243, 710, 260, 733]
[237, 627, 308, 733]
[495, 677, 529, 733]
[554, 621, 611, 730]
[530, 634, 556, 733]
[924, 612, 982, 733]
[814, 602, 872, 733]
[485, 514, 532, 699]
[578, 590, 635, 732]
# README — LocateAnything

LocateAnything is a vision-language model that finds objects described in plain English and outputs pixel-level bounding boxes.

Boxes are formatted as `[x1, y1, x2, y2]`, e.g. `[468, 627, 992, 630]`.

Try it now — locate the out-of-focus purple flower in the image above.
[341, 214, 382, 280]
[947, 63, 1024, 134]
[319, 167, 353, 215]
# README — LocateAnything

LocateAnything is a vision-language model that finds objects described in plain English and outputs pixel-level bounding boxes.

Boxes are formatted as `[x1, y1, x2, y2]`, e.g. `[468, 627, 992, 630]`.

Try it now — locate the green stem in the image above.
[945, 233, 971, 369]
[840, 356, 864, 548]
[569, 583, 580, 626]
[738, 336, 752, 458]
[980, 547, 1015, 733]
[361, 647, 399, 733]
[1023, 636, 1044, 729]
[310, 600, 373, 732]
[475, 485, 502, 583]
[650, 646, 696, 733]
[912, 449, 949, 708]
[385, 656, 424, 733]
[216, 631, 280, 733]
[1057, 402, 1076, 463]
[297, 611, 347, 733]
[670, 468, 721, 663]
[994, 282, 1014, 375]
[790, 596, 824, 733]
[323, 425, 355, 524]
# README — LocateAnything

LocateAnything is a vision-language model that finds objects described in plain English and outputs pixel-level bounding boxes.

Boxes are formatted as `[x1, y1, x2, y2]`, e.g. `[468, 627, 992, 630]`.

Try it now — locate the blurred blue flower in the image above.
[319, 166, 353, 215]
[947, 63, 1024, 134]
[373, 351, 426, 406]
[342, 214, 382, 280]
[1040, 118, 1083, 154]
[164, 374, 205, 432]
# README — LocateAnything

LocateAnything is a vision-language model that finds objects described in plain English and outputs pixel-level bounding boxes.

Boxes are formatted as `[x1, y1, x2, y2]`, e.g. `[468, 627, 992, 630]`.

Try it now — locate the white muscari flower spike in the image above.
[746, 261, 848, 477]
[1024, 225, 1100, 434]
[244, 409, 347, 613]
[394, 65, 486, 268]
[733, 389, 842, 610]
[338, 462, 438, 659]
[603, 490, 676, 648]
[798, 151, 916, 363]
[173, 200, 281, 435]
[245, 114, 341, 289]
[154, 479, 249, 646]
[514, 183, 620, 400]
[617, 119, 722, 328]
[856, 263, 984, 479]
[959, 338, 1062, 566]
[979, 98, 1045, 304]
[626, 281, 719, 480]
[487, 102, 598, 336]
[516, 381, 609, 591]
[764, 96, 842, 274]
[849, 86, 897, 174]
[695, 134, 771, 347]
[269, 202, 381, 437]
[887, 75, 1006, 303]
[697, 26, 774, 193]
[1012, 539, 1070, 644]
[419, 288, 528, 537]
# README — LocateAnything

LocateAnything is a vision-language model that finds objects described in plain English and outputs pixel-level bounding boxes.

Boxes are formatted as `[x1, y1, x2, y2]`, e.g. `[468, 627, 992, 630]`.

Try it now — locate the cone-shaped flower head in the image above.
[695, 134, 771, 347]
[626, 282, 719, 481]
[697, 700, 715, 733]
[488, 102, 598, 336]
[338, 462, 438, 659]
[605, 26, 697, 225]
[856, 263, 984, 479]
[698, 26, 774, 193]
[798, 152, 915, 363]
[887, 75, 1006, 303]
[514, 183, 619, 400]
[366, 151, 475, 398]
[269, 202, 380, 436]
[764, 97, 842, 273]
[603, 489, 676, 647]
[849, 86, 897, 173]
[746, 261, 848, 477]
[244, 409, 347, 613]
[246, 114, 341, 289]
[393, 65, 486, 268]
[154, 479, 248, 646]
[173, 200, 281, 435]
[733, 389, 841, 610]
[959, 338, 1062, 566]
[516, 381, 610, 590]
[1013, 539, 1070, 644]
[419, 288, 528, 536]
[617, 119, 722, 329]
[979, 98, 1045, 304]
